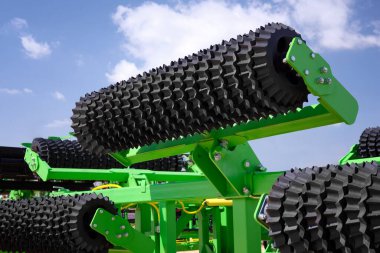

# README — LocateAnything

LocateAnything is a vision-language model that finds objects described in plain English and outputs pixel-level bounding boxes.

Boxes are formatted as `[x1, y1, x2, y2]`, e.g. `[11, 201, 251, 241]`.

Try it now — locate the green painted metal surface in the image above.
[91, 208, 155, 253]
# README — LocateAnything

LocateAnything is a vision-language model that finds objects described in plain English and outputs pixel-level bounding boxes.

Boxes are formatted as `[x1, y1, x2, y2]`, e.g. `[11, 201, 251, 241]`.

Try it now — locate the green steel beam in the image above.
[91, 208, 155, 253]
[24, 148, 204, 182]
[159, 201, 177, 253]
[52, 179, 220, 204]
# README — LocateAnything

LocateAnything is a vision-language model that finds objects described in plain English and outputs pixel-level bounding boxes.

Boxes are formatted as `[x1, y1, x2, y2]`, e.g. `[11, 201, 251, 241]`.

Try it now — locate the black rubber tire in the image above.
[359, 127, 380, 158]
[71, 23, 309, 154]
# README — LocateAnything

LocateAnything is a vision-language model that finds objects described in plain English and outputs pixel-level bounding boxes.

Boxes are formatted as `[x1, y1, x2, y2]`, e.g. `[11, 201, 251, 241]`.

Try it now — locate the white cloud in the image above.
[107, 0, 380, 82]
[20, 35, 51, 59]
[106, 59, 141, 83]
[10, 17, 28, 29]
[45, 119, 71, 128]
[0, 88, 33, 95]
[53, 91, 65, 101]
[23, 88, 33, 93]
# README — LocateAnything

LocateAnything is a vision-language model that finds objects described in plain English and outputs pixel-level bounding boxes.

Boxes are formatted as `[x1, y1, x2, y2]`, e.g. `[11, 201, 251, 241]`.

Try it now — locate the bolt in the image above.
[290, 55, 296, 62]
[310, 52, 316, 59]
[117, 234, 122, 239]
[111, 217, 115, 221]
[320, 66, 328, 73]
[325, 78, 332, 84]
[99, 209, 104, 214]
[282, 58, 287, 64]
[317, 77, 325, 84]
[258, 213, 267, 221]
[297, 38, 303, 45]
[304, 69, 310, 76]
[220, 140, 228, 148]
[244, 161, 251, 168]
[214, 152, 222, 161]
[105, 230, 109, 235]
[243, 187, 250, 194]
[124, 233, 129, 237]
[120, 225, 126, 230]
[93, 224, 97, 228]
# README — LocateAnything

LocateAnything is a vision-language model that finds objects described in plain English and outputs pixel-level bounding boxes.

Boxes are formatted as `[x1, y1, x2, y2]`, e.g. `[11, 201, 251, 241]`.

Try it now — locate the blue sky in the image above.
[0, 0, 379, 170]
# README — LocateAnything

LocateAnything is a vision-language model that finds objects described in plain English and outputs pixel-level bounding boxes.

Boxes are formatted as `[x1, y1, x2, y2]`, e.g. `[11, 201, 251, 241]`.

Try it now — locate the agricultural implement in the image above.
[0, 23, 378, 253]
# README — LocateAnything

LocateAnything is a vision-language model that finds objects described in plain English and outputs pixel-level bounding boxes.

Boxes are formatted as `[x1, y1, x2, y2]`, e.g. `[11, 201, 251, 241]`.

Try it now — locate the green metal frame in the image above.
[339, 144, 380, 164]
[20, 38, 358, 253]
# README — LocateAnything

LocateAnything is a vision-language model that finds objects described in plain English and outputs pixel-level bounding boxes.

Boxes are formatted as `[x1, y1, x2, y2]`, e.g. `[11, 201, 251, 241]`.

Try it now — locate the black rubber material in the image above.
[0, 146, 34, 179]
[359, 127, 380, 158]
[0, 193, 117, 253]
[31, 138, 186, 172]
[267, 162, 380, 252]
[71, 23, 309, 154]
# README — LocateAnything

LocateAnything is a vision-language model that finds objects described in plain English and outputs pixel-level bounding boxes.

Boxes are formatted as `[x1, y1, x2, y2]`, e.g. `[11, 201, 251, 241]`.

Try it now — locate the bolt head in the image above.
[111, 217, 115, 221]
[120, 225, 126, 230]
[93, 224, 97, 228]
[124, 233, 129, 237]
[220, 140, 228, 148]
[317, 77, 325, 84]
[99, 209, 104, 214]
[105, 230, 109, 235]
[321, 66, 328, 73]
[325, 78, 332, 84]
[311, 52, 316, 59]
[297, 38, 303, 45]
[244, 161, 251, 168]
[304, 69, 310, 75]
[214, 153, 221, 161]
[290, 55, 296, 62]
[243, 187, 250, 194]
[117, 234, 122, 239]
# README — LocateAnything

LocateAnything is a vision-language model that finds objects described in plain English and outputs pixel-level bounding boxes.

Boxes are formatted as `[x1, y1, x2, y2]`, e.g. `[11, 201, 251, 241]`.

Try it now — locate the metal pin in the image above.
[304, 69, 310, 75]
[320, 66, 328, 73]
[214, 153, 221, 161]
[290, 55, 296, 62]
[317, 77, 325, 84]
[311, 53, 316, 59]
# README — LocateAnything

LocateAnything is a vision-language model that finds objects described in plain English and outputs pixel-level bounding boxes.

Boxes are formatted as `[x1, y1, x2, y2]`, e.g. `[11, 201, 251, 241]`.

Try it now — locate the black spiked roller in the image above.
[0, 193, 117, 253]
[267, 162, 380, 252]
[71, 23, 309, 154]
[31, 138, 186, 171]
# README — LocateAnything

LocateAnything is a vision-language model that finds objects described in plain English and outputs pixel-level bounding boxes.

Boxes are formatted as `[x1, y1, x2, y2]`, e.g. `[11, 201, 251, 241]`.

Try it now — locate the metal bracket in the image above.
[91, 208, 155, 253]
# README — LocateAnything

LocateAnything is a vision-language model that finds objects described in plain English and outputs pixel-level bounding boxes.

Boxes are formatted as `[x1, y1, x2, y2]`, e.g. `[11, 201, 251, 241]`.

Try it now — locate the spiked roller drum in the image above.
[267, 162, 380, 252]
[0, 193, 117, 253]
[359, 127, 380, 158]
[31, 138, 186, 171]
[71, 23, 310, 154]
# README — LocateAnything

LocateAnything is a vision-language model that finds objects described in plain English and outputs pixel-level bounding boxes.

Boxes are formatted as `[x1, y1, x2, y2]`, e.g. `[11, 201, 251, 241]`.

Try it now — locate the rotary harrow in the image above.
[0, 22, 377, 253]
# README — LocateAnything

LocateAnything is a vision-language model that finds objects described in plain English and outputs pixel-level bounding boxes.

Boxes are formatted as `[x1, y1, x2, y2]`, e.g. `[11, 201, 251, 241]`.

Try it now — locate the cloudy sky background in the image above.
[0, 0, 379, 170]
